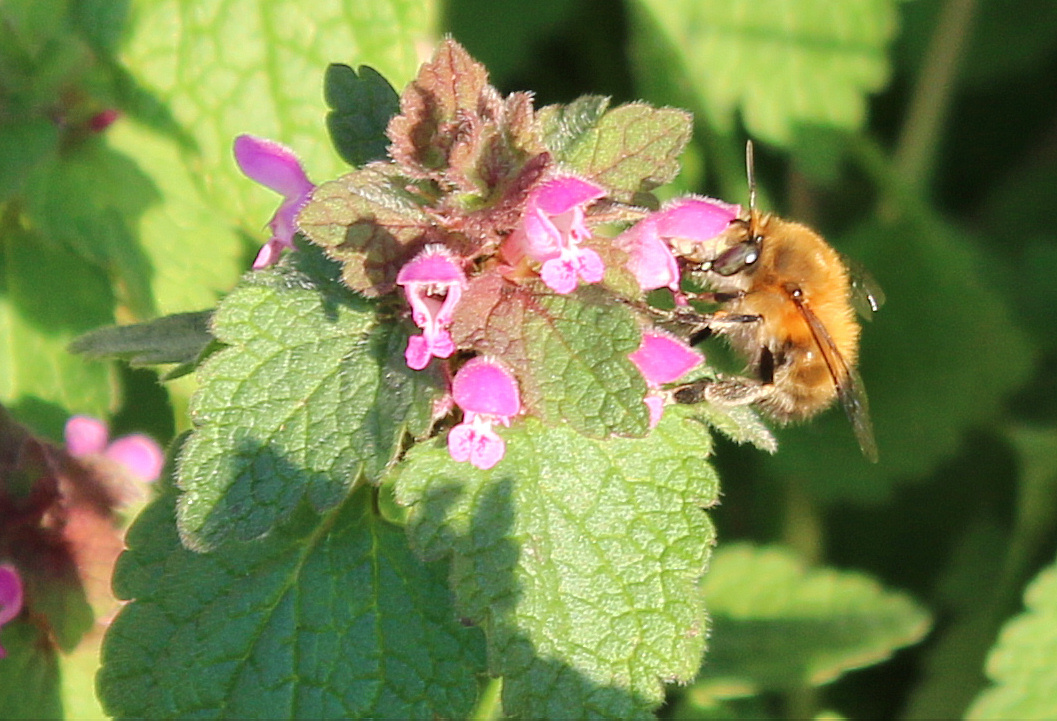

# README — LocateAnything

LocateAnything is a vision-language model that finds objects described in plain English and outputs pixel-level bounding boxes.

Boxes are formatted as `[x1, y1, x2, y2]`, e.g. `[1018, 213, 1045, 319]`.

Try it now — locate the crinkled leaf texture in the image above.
[176, 245, 443, 550]
[98, 482, 485, 719]
[967, 557, 1057, 719]
[629, 0, 898, 145]
[451, 277, 651, 439]
[696, 544, 931, 699]
[538, 97, 692, 202]
[394, 406, 719, 719]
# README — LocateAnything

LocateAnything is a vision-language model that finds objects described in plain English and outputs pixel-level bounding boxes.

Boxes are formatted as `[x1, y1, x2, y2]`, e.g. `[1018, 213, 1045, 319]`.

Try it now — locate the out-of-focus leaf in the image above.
[0, 621, 62, 719]
[0, 225, 114, 437]
[176, 246, 442, 550]
[394, 407, 719, 719]
[967, 557, 1057, 719]
[697, 544, 930, 696]
[628, 0, 898, 146]
[0, 119, 60, 202]
[98, 483, 485, 719]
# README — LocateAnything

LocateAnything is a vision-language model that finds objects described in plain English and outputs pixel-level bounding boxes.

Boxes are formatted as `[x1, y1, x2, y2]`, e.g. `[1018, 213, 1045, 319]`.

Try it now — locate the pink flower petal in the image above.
[234, 134, 314, 200]
[452, 358, 521, 418]
[105, 435, 164, 482]
[405, 335, 433, 370]
[575, 247, 604, 284]
[65, 415, 109, 457]
[533, 176, 605, 216]
[653, 196, 739, 241]
[616, 221, 681, 292]
[0, 565, 22, 627]
[447, 421, 506, 470]
[252, 238, 286, 269]
[540, 257, 579, 294]
[396, 245, 466, 285]
[644, 395, 665, 429]
[629, 330, 703, 386]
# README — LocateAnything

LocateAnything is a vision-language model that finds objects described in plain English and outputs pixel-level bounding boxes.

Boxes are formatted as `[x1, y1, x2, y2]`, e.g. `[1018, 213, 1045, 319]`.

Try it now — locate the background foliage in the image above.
[1, 0, 1056, 718]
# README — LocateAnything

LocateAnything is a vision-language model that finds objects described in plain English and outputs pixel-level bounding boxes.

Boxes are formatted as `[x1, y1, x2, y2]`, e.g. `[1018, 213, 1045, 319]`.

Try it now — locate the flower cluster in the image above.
[235, 40, 743, 470]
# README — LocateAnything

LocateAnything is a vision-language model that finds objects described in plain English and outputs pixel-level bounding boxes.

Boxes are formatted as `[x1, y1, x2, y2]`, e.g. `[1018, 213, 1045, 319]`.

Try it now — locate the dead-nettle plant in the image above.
[87, 39, 803, 719]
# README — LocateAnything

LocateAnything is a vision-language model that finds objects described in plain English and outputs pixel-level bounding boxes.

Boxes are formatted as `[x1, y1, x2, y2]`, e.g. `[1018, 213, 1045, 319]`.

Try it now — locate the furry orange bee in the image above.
[671, 142, 883, 461]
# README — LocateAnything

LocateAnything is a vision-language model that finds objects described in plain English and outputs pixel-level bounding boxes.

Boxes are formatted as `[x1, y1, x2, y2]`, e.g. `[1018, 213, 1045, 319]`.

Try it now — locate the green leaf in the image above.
[69, 310, 215, 369]
[450, 276, 651, 439]
[394, 407, 719, 719]
[0, 225, 114, 437]
[0, 118, 60, 202]
[0, 621, 62, 719]
[299, 163, 435, 296]
[629, 0, 898, 145]
[324, 64, 400, 167]
[967, 557, 1057, 719]
[22, 138, 160, 318]
[538, 97, 692, 201]
[98, 483, 485, 719]
[696, 543, 931, 697]
[176, 246, 443, 549]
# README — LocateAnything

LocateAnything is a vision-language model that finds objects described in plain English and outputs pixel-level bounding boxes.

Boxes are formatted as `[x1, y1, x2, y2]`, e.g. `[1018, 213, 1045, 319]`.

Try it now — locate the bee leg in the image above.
[673, 376, 772, 407]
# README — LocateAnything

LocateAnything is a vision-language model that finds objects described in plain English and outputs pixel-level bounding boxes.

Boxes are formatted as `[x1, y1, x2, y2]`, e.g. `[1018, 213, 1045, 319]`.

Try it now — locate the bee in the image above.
[670, 141, 883, 461]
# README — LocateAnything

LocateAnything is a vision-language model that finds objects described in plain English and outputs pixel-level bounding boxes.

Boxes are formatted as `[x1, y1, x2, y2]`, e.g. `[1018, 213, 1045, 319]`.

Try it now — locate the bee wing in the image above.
[793, 295, 879, 463]
[841, 254, 886, 320]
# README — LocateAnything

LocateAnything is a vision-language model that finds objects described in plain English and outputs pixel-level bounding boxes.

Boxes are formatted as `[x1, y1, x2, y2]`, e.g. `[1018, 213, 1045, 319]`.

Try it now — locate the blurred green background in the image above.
[2, 0, 1056, 718]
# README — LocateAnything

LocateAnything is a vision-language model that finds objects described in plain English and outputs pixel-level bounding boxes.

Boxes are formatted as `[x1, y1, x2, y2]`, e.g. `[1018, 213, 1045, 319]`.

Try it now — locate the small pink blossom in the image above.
[397, 245, 468, 370]
[448, 357, 522, 470]
[628, 330, 702, 427]
[64, 416, 164, 483]
[616, 196, 739, 292]
[234, 134, 315, 269]
[502, 176, 606, 294]
[0, 564, 23, 659]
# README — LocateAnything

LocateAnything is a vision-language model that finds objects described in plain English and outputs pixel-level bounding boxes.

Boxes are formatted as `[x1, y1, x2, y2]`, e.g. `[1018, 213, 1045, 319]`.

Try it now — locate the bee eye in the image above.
[712, 240, 760, 276]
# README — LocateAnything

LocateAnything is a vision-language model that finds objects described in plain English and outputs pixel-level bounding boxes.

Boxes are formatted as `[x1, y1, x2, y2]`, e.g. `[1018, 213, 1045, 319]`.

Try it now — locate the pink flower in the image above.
[616, 196, 739, 292]
[502, 176, 606, 294]
[628, 330, 703, 427]
[397, 245, 468, 370]
[233, 134, 315, 269]
[0, 564, 23, 659]
[64, 416, 164, 483]
[448, 357, 522, 470]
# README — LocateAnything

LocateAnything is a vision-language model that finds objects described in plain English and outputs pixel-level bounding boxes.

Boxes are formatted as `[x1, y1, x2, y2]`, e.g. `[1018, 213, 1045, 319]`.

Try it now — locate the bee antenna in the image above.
[745, 140, 757, 216]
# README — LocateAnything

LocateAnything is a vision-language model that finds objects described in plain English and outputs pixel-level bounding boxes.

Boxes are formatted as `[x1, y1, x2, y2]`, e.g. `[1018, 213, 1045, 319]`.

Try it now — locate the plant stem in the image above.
[470, 676, 503, 721]
[893, 0, 979, 191]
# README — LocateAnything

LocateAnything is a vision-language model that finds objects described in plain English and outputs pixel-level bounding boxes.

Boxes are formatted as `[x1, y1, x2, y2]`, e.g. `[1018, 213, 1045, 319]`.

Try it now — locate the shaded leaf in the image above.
[98, 483, 485, 719]
[324, 63, 400, 167]
[0, 621, 62, 719]
[394, 407, 719, 718]
[69, 310, 215, 370]
[176, 247, 443, 549]
[697, 544, 931, 696]
[0, 118, 60, 202]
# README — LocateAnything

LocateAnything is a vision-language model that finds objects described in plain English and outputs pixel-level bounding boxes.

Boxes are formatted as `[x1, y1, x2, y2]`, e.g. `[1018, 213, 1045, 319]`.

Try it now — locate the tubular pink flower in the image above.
[616, 196, 739, 292]
[628, 330, 703, 427]
[397, 245, 468, 370]
[0, 564, 23, 659]
[233, 134, 315, 269]
[448, 357, 521, 470]
[502, 176, 606, 294]
[64, 416, 164, 483]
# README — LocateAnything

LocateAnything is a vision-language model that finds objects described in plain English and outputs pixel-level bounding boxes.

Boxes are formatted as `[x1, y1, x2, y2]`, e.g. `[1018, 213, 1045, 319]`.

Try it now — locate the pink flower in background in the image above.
[233, 134, 315, 269]
[0, 564, 23, 659]
[502, 175, 606, 294]
[448, 357, 522, 470]
[397, 245, 468, 370]
[616, 196, 739, 292]
[64, 416, 164, 483]
[628, 330, 703, 427]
